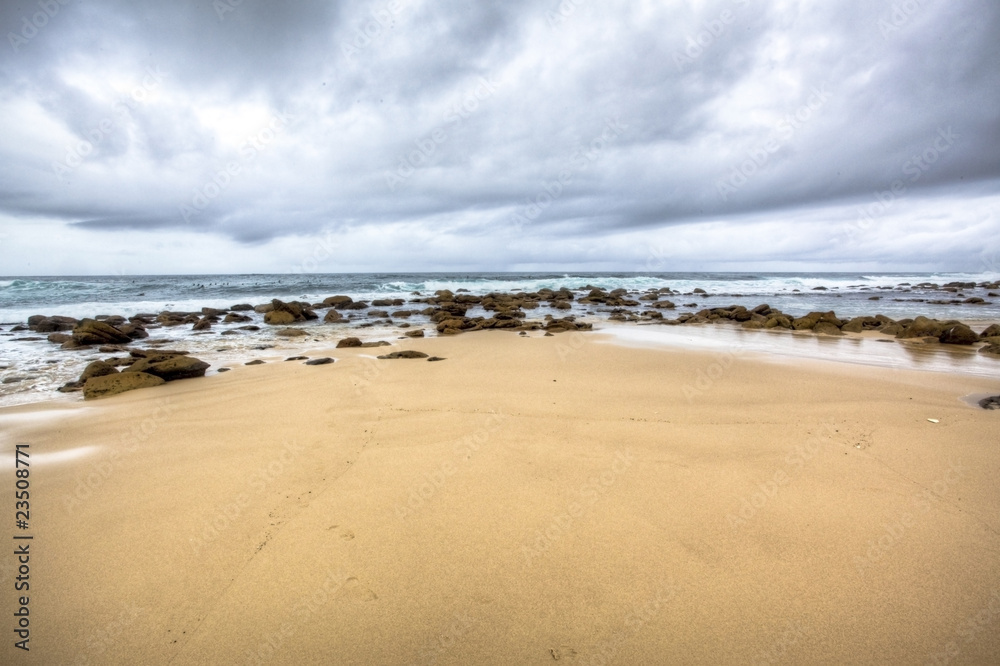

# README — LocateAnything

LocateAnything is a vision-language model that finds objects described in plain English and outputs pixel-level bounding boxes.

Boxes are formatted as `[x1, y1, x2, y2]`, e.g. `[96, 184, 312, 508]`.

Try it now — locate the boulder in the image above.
[80, 360, 119, 382]
[978, 344, 1000, 357]
[72, 319, 132, 345]
[980, 396, 1000, 410]
[324, 310, 344, 323]
[939, 325, 979, 345]
[404, 329, 425, 338]
[813, 322, 845, 336]
[34, 316, 79, 332]
[124, 355, 209, 381]
[324, 295, 354, 308]
[83, 372, 165, 400]
[47, 333, 72, 344]
[264, 310, 297, 326]
[897, 316, 945, 339]
[304, 357, 335, 365]
[230, 303, 254, 311]
[980, 324, 1000, 338]
[336, 337, 363, 348]
[377, 351, 429, 359]
[276, 328, 308, 337]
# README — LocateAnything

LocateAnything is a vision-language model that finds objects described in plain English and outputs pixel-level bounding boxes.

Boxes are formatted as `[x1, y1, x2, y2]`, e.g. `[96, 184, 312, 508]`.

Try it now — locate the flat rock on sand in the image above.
[82, 371, 165, 399]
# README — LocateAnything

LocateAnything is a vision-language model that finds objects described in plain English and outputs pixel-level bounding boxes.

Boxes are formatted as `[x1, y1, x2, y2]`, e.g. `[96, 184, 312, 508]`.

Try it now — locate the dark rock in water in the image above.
[378, 351, 430, 359]
[264, 310, 297, 326]
[80, 360, 119, 382]
[841, 316, 882, 333]
[218, 367, 231, 372]
[692, 288, 706, 294]
[368, 309, 390, 318]
[324, 295, 354, 308]
[897, 316, 945, 339]
[979, 396, 1000, 410]
[238, 325, 261, 331]
[324, 309, 344, 323]
[57, 381, 84, 393]
[230, 303, 254, 311]
[337, 337, 363, 348]
[34, 316, 79, 332]
[72, 319, 132, 345]
[980, 344, 1000, 357]
[360, 341, 391, 347]
[27, 315, 47, 327]
[404, 329, 425, 338]
[245, 360, 266, 365]
[192, 317, 213, 331]
[84, 372, 165, 399]
[427, 356, 446, 362]
[10, 325, 28, 331]
[2, 376, 28, 384]
[939, 325, 979, 345]
[963, 297, 985, 304]
[285, 356, 309, 361]
[304, 357, 335, 365]
[124, 355, 209, 381]
[224, 313, 252, 323]
[47, 333, 72, 344]
[276, 328, 308, 337]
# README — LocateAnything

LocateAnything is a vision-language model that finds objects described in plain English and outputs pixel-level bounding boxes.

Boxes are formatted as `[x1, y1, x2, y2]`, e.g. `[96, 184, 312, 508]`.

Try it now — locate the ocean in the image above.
[2, 271, 998, 407]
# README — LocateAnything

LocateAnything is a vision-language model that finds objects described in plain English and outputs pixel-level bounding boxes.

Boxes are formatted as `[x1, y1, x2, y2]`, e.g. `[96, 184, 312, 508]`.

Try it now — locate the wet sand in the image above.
[1, 331, 999, 664]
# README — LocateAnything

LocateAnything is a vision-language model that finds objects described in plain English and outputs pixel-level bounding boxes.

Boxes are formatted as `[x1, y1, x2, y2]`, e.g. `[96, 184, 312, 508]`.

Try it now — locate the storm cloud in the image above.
[1, 0, 998, 274]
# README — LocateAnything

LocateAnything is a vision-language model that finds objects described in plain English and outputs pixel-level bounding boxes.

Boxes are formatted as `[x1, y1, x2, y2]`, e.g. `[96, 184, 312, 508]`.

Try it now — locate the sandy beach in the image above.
[2, 330, 999, 664]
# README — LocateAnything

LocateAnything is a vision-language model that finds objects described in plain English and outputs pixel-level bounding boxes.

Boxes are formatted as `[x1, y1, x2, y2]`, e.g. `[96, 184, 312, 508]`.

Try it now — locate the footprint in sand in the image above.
[339, 577, 378, 602]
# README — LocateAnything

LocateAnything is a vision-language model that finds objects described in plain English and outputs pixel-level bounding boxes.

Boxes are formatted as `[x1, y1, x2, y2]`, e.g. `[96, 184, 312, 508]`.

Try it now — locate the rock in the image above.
[368, 310, 390, 318]
[741, 320, 765, 329]
[337, 337, 363, 348]
[692, 288, 706, 294]
[377, 351, 429, 359]
[192, 318, 213, 331]
[276, 328, 308, 337]
[360, 341, 391, 347]
[47, 333, 72, 344]
[285, 356, 309, 361]
[324, 295, 354, 308]
[118, 323, 148, 340]
[427, 357, 446, 362]
[80, 360, 119, 382]
[897, 316, 945, 339]
[978, 344, 1000, 357]
[980, 324, 1000, 338]
[304, 357, 335, 365]
[764, 316, 792, 329]
[939, 325, 979, 345]
[224, 313, 252, 323]
[72, 319, 132, 345]
[34, 316, 79, 332]
[979, 396, 1000, 410]
[841, 316, 882, 333]
[880, 323, 903, 336]
[324, 310, 344, 323]
[218, 367, 231, 372]
[83, 372, 165, 400]
[264, 310, 297, 326]
[813, 322, 845, 336]
[792, 316, 818, 330]
[245, 360, 266, 365]
[404, 329, 425, 338]
[125, 355, 209, 381]
[230, 303, 254, 311]
[254, 303, 274, 314]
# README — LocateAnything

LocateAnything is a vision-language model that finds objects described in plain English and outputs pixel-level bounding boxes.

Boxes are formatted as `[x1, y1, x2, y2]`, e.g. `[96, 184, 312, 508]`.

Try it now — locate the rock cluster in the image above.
[59, 350, 210, 399]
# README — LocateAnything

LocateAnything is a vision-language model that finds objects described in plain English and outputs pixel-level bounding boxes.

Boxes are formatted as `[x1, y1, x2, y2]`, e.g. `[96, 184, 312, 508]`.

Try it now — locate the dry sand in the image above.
[1, 331, 999, 665]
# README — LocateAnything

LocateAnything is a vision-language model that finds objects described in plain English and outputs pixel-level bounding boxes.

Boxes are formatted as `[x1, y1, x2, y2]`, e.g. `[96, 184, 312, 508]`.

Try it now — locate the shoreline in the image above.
[2, 279, 999, 408]
[1, 330, 997, 663]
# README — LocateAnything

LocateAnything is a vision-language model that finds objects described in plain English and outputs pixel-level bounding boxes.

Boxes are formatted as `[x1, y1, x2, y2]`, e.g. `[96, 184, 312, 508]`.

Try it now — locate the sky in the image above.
[0, 0, 998, 275]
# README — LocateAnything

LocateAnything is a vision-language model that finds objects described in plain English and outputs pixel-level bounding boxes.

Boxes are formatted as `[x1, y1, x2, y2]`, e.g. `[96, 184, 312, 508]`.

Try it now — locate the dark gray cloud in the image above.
[0, 0, 998, 273]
